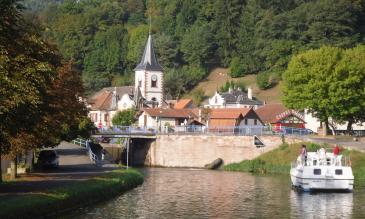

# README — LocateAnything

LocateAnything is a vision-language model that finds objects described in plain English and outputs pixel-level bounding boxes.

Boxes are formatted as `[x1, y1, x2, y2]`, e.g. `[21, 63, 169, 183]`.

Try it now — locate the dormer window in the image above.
[151, 74, 157, 88]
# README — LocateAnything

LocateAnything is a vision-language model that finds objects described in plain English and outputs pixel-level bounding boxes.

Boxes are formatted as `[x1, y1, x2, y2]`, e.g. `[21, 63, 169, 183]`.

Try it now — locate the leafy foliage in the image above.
[219, 80, 246, 93]
[112, 109, 137, 126]
[0, 0, 93, 180]
[229, 57, 246, 78]
[283, 45, 365, 130]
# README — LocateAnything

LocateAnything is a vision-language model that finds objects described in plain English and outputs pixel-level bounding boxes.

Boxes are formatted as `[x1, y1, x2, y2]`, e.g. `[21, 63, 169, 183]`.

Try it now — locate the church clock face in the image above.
[151, 74, 157, 81]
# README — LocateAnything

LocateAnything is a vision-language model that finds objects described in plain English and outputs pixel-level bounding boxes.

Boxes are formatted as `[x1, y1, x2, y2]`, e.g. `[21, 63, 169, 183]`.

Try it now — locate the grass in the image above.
[0, 169, 143, 219]
[224, 143, 365, 187]
[187, 67, 283, 104]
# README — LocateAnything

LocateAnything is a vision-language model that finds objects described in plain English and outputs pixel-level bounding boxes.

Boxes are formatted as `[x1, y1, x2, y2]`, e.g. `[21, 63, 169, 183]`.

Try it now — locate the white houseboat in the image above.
[290, 148, 354, 191]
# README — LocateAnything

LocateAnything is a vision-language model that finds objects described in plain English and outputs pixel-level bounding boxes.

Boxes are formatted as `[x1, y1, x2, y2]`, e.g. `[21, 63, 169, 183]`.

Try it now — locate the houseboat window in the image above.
[335, 169, 343, 175]
[313, 169, 321, 175]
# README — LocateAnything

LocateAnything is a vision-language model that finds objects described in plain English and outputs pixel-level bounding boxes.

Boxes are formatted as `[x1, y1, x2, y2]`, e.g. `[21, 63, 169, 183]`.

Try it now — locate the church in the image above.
[87, 33, 165, 128]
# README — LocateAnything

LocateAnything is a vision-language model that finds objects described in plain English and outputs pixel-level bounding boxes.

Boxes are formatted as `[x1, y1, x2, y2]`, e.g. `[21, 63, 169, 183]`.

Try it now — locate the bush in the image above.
[191, 88, 205, 106]
[112, 109, 137, 126]
[164, 65, 207, 98]
[229, 57, 246, 77]
[257, 71, 275, 90]
[219, 80, 246, 92]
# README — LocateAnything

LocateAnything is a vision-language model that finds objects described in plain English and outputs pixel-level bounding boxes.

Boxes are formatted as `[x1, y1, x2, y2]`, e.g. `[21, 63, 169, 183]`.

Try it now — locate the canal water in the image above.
[72, 168, 365, 219]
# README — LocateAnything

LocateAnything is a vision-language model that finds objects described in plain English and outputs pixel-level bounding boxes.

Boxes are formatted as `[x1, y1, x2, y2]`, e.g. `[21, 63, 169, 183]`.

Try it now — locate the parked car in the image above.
[37, 149, 59, 168]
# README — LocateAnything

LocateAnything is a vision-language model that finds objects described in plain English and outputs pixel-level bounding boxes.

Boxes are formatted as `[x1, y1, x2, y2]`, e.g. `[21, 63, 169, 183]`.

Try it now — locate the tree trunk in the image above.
[10, 157, 17, 180]
[0, 147, 2, 183]
[323, 121, 328, 136]
[347, 120, 353, 135]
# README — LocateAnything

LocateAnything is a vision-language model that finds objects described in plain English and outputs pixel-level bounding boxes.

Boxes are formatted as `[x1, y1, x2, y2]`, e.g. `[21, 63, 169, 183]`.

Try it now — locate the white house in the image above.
[304, 110, 365, 135]
[138, 108, 198, 130]
[206, 87, 263, 109]
[88, 86, 135, 128]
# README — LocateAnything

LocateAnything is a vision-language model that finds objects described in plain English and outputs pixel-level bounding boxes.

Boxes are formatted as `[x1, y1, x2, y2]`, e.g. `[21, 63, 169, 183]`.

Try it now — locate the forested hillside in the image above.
[24, 0, 365, 96]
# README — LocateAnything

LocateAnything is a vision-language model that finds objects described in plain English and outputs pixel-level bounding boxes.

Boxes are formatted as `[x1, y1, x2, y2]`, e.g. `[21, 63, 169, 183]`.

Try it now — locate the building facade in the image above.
[206, 88, 263, 109]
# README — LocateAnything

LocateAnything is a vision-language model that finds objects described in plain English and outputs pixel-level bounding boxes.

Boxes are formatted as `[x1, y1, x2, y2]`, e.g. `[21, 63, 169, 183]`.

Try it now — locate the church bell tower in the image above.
[134, 33, 164, 108]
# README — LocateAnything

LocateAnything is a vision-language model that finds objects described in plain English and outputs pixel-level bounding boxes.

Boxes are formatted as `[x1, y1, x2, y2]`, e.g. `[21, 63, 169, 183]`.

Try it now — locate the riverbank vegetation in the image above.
[0, 169, 143, 219]
[224, 143, 365, 187]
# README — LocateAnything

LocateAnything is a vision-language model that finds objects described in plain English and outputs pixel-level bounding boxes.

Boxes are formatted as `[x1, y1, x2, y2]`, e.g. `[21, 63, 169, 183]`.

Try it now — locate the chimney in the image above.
[198, 108, 202, 122]
[248, 87, 252, 100]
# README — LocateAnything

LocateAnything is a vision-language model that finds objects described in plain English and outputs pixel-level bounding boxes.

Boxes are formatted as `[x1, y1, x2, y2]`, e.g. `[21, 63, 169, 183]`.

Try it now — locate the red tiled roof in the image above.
[89, 91, 112, 111]
[143, 108, 197, 118]
[255, 103, 304, 123]
[174, 99, 193, 109]
[209, 108, 251, 119]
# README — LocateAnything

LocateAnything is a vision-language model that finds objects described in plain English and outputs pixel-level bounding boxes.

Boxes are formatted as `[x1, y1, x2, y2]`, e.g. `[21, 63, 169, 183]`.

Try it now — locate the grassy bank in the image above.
[224, 143, 365, 187]
[0, 169, 143, 219]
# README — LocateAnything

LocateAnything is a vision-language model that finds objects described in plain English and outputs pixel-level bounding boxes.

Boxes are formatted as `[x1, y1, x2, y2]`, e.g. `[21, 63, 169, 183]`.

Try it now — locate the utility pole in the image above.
[126, 137, 129, 169]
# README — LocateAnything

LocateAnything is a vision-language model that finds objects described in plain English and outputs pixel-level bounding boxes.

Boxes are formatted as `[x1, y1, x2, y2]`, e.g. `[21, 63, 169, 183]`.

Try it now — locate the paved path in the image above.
[0, 142, 119, 195]
[302, 136, 365, 152]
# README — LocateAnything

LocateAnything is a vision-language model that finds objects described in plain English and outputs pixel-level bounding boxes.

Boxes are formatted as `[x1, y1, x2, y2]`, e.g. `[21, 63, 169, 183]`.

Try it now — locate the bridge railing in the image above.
[72, 138, 87, 147]
[95, 125, 312, 136]
[161, 125, 295, 136]
[72, 138, 100, 166]
[97, 126, 157, 135]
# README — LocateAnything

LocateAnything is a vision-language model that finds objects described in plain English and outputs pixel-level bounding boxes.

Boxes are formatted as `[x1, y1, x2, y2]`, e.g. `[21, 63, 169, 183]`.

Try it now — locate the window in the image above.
[254, 119, 257, 125]
[104, 114, 109, 122]
[138, 80, 142, 88]
[335, 169, 343, 175]
[313, 169, 321, 175]
[244, 119, 248, 125]
[151, 74, 157, 88]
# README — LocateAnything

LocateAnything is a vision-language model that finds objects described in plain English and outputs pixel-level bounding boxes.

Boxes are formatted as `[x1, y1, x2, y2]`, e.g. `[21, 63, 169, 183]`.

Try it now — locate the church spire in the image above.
[134, 34, 163, 71]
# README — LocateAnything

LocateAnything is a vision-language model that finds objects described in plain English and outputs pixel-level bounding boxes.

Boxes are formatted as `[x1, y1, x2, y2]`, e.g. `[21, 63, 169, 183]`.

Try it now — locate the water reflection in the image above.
[290, 190, 353, 219]
[70, 168, 365, 219]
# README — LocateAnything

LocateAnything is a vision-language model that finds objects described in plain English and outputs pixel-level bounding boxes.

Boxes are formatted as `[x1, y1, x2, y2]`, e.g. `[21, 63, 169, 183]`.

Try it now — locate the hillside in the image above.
[188, 68, 283, 104]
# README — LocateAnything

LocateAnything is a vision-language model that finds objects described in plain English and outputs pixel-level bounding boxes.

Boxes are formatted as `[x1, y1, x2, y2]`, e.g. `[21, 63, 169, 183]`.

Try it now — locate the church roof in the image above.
[134, 34, 163, 71]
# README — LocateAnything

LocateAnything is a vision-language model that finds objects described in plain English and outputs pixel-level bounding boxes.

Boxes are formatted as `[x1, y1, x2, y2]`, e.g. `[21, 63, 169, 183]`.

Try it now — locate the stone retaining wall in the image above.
[144, 135, 301, 168]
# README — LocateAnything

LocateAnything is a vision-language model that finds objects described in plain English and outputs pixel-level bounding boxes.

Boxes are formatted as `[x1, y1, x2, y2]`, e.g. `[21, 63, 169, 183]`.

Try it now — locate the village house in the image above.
[208, 108, 263, 127]
[207, 108, 263, 134]
[206, 87, 263, 109]
[88, 86, 135, 128]
[138, 108, 198, 130]
[304, 110, 365, 136]
[255, 103, 306, 131]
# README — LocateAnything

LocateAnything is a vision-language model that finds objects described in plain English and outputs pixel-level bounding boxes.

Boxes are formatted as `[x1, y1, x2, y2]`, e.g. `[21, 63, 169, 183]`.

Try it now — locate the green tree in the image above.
[229, 57, 245, 77]
[283, 46, 365, 133]
[126, 24, 149, 67]
[190, 88, 205, 106]
[180, 23, 214, 66]
[257, 71, 276, 90]
[329, 45, 365, 131]
[112, 109, 137, 126]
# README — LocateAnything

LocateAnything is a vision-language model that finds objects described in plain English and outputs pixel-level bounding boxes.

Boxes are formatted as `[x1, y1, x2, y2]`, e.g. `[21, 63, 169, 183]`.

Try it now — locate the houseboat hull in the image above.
[290, 167, 354, 192]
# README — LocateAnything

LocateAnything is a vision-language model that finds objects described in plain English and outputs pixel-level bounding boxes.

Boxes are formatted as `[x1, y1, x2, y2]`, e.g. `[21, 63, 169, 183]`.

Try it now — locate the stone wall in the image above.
[144, 135, 301, 168]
